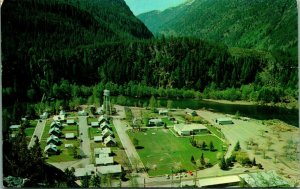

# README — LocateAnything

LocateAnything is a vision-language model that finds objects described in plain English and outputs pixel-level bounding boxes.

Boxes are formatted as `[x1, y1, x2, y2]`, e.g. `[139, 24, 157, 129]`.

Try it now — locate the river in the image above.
[111, 97, 299, 127]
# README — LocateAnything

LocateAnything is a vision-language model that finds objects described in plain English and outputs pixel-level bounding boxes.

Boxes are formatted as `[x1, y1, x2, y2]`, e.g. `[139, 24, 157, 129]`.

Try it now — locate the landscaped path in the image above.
[112, 105, 145, 172]
[28, 120, 46, 148]
[78, 116, 91, 164]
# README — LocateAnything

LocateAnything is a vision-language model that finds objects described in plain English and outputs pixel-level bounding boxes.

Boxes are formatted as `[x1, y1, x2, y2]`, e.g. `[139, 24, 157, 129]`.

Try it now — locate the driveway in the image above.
[28, 120, 46, 148]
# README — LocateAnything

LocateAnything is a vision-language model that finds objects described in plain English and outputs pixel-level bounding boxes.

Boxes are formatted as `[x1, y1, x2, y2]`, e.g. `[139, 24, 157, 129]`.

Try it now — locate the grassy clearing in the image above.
[110, 122, 123, 149]
[87, 117, 98, 125]
[41, 136, 80, 162]
[41, 121, 52, 140]
[25, 127, 35, 137]
[206, 124, 224, 139]
[88, 127, 102, 140]
[29, 120, 38, 127]
[127, 129, 226, 176]
[161, 117, 174, 126]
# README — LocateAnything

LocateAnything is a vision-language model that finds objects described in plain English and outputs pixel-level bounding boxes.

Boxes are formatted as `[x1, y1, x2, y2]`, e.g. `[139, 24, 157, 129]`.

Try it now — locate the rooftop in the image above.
[94, 147, 111, 155]
[94, 136, 103, 141]
[65, 133, 75, 139]
[198, 175, 240, 187]
[217, 117, 233, 122]
[95, 157, 114, 165]
[174, 124, 207, 132]
[239, 171, 290, 187]
[9, 125, 21, 129]
[66, 119, 75, 124]
[96, 164, 122, 174]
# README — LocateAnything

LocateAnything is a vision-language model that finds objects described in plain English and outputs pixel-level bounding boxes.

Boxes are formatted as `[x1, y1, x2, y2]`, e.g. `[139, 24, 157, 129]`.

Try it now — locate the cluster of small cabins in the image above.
[91, 115, 117, 147]
[44, 110, 77, 155]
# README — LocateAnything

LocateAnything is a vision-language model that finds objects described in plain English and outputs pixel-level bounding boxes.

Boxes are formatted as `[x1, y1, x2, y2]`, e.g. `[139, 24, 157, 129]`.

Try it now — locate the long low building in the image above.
[197, 175, 241, 187]
[97, 164, 122, 175]
[216, 118, 233, 125]
[239, 171, 290, 187]
[174, 124, 208, 136]
[95, 157, 114, 166]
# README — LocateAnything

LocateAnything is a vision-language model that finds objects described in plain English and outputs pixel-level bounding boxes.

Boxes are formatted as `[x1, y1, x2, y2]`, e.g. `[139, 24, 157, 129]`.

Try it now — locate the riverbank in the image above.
[203, 99, 298, 110]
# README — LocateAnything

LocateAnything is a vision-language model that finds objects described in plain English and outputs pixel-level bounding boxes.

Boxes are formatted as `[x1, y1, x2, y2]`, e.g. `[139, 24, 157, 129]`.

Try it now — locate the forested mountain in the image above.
[138, 0, 298, 55]
[2, 0, 153, 103]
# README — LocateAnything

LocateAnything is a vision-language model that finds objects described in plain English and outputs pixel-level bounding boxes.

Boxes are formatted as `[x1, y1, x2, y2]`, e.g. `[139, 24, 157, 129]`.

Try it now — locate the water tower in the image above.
[103, 89, 112, 115]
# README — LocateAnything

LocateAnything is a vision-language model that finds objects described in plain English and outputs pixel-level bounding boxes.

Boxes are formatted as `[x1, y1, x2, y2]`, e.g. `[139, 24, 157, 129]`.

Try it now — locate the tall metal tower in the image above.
[103, 89, 112, 115]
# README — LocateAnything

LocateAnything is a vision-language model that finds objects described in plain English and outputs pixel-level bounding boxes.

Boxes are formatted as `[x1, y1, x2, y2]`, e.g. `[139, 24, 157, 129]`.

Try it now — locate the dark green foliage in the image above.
[201, 141, 207, 150]
[219, 156, 228, 170]
[226, 157, 233, 167]
[91, 174, 101, 188]
[64, 168, 77, 187]
[200, 153, 206, 165]
[3, 124, 78, 187]
[209, 141, 215, 151]
[139, 0, 298, 55]
[191, 155, 195, 164]
[234, 141, 241, 151]
[90, 106, 96, 115]
[252, 157, 256, 166]
[81, 174, 90, 188]
[133, 138, 139, 147]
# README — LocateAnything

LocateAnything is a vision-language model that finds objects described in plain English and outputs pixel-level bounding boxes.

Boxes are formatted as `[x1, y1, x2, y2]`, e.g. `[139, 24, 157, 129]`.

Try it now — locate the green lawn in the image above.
[206, 125, 224, 139]
[40, 120, 80, 162]
[29, 120, 38, 127]
[25, 127, 35, 137]
[41, 139, 80, 162]
[161, 117, 174, 126]
[41, 121, 52, 140]
[88, 127, 102, 140]
[127, 129, 226, 176]
[87, 117, 98, 125]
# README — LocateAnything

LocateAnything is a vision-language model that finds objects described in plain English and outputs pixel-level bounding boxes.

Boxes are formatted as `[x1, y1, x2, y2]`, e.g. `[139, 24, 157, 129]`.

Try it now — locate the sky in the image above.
[124, 0, 187, 15]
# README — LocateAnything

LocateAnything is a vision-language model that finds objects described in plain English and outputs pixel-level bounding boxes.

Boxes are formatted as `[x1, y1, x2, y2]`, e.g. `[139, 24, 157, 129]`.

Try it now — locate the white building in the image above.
[174, 124, 208, 136]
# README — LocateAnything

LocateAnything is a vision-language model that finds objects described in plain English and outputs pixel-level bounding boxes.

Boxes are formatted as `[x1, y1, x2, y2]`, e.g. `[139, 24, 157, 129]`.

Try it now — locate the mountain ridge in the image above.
[138, 0, 298, 55]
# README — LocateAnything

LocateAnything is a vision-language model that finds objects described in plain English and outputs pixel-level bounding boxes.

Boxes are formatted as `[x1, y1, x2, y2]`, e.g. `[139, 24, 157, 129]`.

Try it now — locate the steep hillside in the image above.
[138, 0, 298, 54]
[2, 0, 153, 100]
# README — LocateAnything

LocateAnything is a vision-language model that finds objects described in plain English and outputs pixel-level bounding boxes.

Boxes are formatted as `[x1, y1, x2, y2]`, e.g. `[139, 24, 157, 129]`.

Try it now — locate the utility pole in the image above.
[171, 169, 173, 187]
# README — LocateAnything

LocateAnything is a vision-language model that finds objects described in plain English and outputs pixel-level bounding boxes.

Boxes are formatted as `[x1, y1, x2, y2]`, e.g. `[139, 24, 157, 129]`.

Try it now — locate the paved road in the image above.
[78, 116, 91, 161]
[28, 120, 46, 148]
[113, 105, 145, 171]
[113, 118, 145, 170]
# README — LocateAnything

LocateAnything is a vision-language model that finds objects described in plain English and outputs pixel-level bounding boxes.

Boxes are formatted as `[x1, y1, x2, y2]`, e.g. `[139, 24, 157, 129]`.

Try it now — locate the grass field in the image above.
[88, 127, 102, 140]
[127, 129, 226, 176]
[41, 121, 80, 162]
[87, 117, 98, 125]
[25, 127, 35, 137]
[206, 124, 224, 139]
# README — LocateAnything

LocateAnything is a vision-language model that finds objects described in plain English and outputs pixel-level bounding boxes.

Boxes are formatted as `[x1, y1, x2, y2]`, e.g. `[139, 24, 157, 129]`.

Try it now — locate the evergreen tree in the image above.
[91, 174, 101, 188]
[219, 157, 228, 170]
[81, 173, 90, 188]
[209, 141, 215, 151]
[65, 167, 76, 187]
[234, 141, 241, 151]
[149, 96, 157, 112]
[201, 141, 207, 150]
[200, 153, 206, 165]
[252, 157, 256, 166]
[191, 156, 195, 164]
